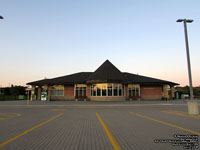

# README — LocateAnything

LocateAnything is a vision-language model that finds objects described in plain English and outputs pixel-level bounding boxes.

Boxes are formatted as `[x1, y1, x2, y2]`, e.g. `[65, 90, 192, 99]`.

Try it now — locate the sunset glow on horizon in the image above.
[0, 0, 200, 87]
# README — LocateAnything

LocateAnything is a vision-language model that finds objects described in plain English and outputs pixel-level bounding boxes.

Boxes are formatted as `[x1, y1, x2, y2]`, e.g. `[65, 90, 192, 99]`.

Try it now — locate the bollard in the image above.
[188, 101, 199, 115]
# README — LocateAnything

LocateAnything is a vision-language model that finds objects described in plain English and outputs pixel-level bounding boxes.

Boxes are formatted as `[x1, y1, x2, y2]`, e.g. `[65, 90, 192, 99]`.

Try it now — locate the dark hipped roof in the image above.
[27, 72, 92, 86]
[86, 60, 124, 83]
[122, 72, 178, 85]
[27, 79, 51, 86]
[27, 60, 179, 86]
[49, 72, 92, 85]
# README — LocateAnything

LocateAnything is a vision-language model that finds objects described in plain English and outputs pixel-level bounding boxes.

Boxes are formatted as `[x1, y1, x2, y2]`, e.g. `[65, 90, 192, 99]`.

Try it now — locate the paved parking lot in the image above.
[0, 100, 200, 150]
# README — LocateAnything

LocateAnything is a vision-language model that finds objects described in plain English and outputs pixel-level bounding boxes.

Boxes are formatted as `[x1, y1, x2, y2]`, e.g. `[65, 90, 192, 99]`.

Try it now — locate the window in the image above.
[91, 83, 124, 97]
[97, 84, 101, 96]
[108, 84, 112, 96]
[75, 84, 87, 97]
[113, 84, 118, 96]
[82, 87, 86, 96]
[102, 84, 107, 96]
[128, 84, 140, 97]
[119, 84, 122, 96]
[50, 85, 64, 96]
[91, 84, 96, 96]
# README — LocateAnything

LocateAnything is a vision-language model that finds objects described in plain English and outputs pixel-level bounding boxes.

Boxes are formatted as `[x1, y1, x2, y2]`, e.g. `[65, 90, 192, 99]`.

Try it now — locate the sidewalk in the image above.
[0, 99, 199, 106]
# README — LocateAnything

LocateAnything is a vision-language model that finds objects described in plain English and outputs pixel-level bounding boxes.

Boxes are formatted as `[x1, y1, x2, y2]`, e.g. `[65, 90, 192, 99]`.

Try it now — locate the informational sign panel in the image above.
[41, 91, 47, 101]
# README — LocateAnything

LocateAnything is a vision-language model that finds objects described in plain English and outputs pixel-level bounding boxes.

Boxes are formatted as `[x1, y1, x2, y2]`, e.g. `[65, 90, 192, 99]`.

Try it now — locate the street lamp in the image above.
[176, 19, 194, 100]
[177, 19, 199, 115]
[0, 16, 3, 95]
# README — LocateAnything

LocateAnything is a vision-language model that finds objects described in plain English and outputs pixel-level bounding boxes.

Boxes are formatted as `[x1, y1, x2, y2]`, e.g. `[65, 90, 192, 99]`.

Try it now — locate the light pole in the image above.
[177, 19, 199, 115]
[176, 19, 194, 100]
[0, 16, 3, 95]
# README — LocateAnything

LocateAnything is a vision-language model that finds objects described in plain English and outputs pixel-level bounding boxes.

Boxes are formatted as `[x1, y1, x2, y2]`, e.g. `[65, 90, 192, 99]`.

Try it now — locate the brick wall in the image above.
[50, 96, 74, 100]
[87, 85, 91, 97]
[64, 85, 74, 97]
[140, 86, 162, 100]
[50, 85, 74, 101]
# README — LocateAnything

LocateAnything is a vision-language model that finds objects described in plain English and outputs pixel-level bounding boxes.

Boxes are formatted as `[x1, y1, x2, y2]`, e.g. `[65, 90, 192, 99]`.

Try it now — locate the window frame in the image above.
[74, 84, 87, 97]
[50, 85, 64, 96]
[128, 84, 140, 97]
[91, 83, 124, 97]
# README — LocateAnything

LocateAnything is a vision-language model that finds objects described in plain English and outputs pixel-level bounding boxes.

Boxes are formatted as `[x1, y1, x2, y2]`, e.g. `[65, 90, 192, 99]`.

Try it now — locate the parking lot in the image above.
[0, 100, 200, 150]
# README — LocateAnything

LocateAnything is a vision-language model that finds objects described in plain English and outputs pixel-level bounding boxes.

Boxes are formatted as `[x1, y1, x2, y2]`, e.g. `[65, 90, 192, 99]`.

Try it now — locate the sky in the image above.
[0, 0, 200, 87]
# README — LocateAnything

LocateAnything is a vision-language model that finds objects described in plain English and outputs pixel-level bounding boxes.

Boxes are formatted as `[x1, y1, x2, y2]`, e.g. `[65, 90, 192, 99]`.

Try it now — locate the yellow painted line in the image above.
[129, 112, 200, 135]
[7, 113, 21, 119]
[161, 110, 200, 119]
[0, 112, 63, 147]
[0, 113, 15, 117]
[0, 113, 21, 120]
[96, 112, 121, 150]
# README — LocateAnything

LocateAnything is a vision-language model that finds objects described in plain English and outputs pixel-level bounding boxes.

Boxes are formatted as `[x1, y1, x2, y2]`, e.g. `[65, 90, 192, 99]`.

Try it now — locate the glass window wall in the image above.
[128, 84, 140, 97]
[91, 83, 124, 96]
[50, 85, 64, 96]
[75, 84, 86, 97]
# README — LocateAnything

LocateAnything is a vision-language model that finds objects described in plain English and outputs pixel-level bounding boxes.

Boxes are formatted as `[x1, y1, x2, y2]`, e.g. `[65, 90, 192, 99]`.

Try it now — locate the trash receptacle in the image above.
[175, 92, 179, 99]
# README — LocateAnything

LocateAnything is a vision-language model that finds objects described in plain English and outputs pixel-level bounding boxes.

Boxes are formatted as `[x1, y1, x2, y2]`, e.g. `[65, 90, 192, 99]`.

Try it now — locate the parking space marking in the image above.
[0, 113, 21, 120]
[161, 110, 200, 119]
[96, 112, 121, 150]
[0, 112, 64, 147]
[129, 112, 200, 135]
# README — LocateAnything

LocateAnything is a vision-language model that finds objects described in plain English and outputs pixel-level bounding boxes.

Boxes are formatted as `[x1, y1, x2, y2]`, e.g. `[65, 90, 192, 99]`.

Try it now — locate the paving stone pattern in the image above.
[0, 101, 199, 150]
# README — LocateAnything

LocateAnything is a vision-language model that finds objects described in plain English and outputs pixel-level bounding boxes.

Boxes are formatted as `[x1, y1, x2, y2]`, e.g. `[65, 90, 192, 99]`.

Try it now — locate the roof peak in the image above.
[96, 60, 121, 72]
[86, 60, 123, 83]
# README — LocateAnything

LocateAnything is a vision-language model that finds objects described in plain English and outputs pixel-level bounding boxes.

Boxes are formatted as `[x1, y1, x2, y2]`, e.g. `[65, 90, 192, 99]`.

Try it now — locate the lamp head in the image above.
[176, 19, 184, 22]
[176, 19, 193, 23]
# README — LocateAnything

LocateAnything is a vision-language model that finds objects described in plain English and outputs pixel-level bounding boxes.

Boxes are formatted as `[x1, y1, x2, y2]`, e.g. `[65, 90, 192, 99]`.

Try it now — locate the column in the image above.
[163, 85, 168, 100]
[170, 85, 175, 99]
[37, 87, 41, 100]
[47, 86, 51, 101]
[31, 86, 36, 101]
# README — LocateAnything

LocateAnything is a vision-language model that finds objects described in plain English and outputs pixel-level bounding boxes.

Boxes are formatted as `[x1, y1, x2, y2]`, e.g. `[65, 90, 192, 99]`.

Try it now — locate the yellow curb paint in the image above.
[0, 112, 63, 147]
[96, 112, 121, 150]
[129, 112, 200, 135]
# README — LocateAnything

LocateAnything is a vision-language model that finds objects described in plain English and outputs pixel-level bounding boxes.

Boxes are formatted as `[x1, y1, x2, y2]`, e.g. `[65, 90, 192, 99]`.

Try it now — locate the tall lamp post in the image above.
[0, 16, 3, 95]
[176, 19, 194, 100]
[177, 19, 199, 114]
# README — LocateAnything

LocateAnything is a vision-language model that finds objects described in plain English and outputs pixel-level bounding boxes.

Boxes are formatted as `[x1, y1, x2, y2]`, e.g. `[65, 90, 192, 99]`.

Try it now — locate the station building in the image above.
[27, 60, 178, 101]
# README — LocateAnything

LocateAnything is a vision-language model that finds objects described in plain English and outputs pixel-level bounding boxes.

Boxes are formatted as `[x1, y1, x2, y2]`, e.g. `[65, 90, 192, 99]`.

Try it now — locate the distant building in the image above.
[27, 60, 178, 101]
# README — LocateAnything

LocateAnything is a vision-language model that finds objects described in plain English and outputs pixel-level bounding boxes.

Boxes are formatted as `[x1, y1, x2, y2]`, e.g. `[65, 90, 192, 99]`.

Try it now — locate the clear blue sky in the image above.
[0, 0, 200, 87]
